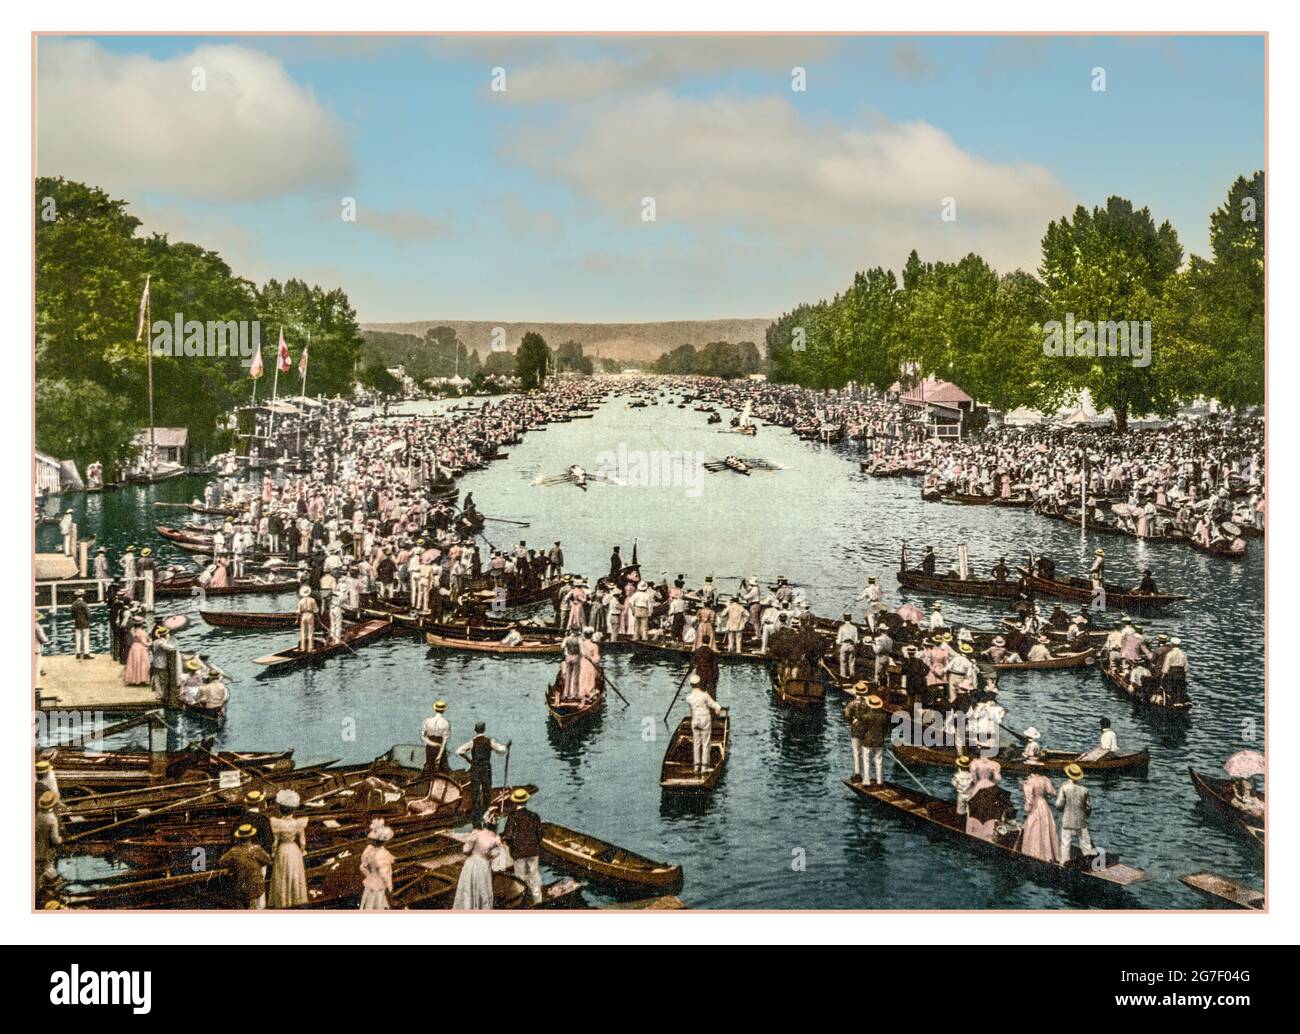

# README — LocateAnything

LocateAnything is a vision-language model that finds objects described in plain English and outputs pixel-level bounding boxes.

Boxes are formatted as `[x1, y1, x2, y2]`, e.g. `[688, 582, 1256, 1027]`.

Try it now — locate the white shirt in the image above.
[686, 688, 723, 726]
[1099, 728, 1118, 752]
[421, 714, 450, 746]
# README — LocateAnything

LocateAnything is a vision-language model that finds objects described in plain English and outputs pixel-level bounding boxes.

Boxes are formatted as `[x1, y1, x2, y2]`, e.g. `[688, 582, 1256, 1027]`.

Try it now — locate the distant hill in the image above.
[359, 319, 773, 364]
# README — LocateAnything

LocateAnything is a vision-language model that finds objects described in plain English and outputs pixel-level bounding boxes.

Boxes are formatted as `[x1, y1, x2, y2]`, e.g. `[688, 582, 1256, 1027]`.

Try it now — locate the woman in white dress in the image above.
[359, 819, 395, 910]
[452, 819, 501, 910]
[268, 790, 308, 908]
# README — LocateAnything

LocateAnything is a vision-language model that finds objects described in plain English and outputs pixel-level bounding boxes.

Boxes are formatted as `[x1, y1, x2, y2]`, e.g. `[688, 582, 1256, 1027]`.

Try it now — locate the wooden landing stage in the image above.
[36, 655, 163, 714]
[34, 553, 79, 580]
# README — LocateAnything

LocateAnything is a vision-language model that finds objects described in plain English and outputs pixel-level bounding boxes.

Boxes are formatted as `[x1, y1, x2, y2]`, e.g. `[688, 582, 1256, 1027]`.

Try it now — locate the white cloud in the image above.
[36, 40, 353, 201]
[505, 91, 1077, 275]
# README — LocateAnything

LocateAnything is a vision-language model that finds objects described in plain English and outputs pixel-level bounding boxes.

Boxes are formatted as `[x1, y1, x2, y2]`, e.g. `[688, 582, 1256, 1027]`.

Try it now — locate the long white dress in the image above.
[452, 829, 500, 910]
[359, 843, 394, 910]
[268, 815, 308, 908]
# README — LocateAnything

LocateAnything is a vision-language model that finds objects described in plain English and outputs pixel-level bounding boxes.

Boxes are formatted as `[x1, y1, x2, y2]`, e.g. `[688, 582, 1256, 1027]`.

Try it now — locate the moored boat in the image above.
[891, 742, 1150, 776]
[1189, 767, 1264, 849]
[1179, 872, 1264, 909]
[539, 821, 683, 892]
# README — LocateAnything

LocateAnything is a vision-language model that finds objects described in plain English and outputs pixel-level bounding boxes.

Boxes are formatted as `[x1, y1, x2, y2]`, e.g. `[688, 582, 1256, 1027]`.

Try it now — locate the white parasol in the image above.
[1223, 750, 1265, 779]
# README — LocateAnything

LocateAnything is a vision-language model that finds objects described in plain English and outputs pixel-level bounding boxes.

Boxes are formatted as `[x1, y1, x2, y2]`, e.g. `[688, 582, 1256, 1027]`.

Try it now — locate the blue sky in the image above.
[37, 34, 1264, 323]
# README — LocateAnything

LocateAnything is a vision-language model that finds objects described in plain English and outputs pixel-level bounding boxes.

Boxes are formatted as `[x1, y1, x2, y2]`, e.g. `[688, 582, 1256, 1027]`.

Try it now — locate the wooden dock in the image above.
[34, 553, 79, 580]
[36, 655, 164, 714]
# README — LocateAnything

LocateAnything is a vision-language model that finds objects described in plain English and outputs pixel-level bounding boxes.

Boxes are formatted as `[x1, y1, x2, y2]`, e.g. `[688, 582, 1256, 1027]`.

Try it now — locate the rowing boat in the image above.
[425, 633, 561, 654]
[992, 649, 1094, 671]
[896, 568, 1023, 601]
[890, 742, 1150, 776]
[155, 576, 299, 598]
[926, 490, 1034, 508]
[842, 779, 1148, 895]
[40, 746, 294, 790]
[1186, 536, 1248, 559]
[200, 609, 298, 630]
[767, 663, 826, 708]
[546, 669, 605, 729]
[539, 821, 683, 892]
[660, 712, 729, 793]
[1189, 768, 1265, 849]
[1179, 872, 1264, 910]
[1099, 663, 1193, 717]
[1018, 567, 1186, 611]
[254, 618, 394, 671]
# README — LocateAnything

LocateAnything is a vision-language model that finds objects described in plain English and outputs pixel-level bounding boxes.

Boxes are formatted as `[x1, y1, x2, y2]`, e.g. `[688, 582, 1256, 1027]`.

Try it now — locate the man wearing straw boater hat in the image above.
[501, 788, 543, 905]
[842, 682, 873, 783]
[35, 790, 62, 890]
[220, 824, 273, 910]
[421, 700, 451, 775]
[70, 589, 92, 660]
[1055, 763, 1095, 866]
[859, 693, 890, 786]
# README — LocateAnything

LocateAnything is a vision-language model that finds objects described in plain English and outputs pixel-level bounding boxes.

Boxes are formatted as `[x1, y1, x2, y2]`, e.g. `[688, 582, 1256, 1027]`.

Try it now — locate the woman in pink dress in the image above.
[577, 629, 601, 701]
[452, 820, 501, 910]
[1019, 771, 1059, 862]
[123, 621, 151, 685]
[209, 558, 229, 589]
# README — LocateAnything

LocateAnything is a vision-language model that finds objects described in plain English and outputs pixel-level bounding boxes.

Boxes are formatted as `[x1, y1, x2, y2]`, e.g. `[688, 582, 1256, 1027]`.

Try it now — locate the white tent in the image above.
[1004, 406, 1044, 426]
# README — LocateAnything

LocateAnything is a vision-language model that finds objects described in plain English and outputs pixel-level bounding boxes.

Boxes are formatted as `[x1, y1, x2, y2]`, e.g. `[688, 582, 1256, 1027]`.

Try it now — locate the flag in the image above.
[135, 276, 151, 341]
[249, 346, 264, 380]
[298, 347, 309, 378]
[277, 329, 292, 373]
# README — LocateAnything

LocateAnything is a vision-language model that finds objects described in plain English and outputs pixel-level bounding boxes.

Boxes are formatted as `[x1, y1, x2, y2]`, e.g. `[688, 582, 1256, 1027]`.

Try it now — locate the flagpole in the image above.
[144, 275, 154, 473]
[296, 331, 310, 460]
[269, 325, 282, 453]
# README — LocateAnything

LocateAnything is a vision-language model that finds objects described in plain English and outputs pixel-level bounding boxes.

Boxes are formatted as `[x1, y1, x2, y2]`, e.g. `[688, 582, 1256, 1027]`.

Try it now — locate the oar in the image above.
[662, 663, 694, 725]
[482, 516, 530, 527]
[62, 784, 231, 845]
[886, 749, 932, 796]
[592, 659, 630, 707]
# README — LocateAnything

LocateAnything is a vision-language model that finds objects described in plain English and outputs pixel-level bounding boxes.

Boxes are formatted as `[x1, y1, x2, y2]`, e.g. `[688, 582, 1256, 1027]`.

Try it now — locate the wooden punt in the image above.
[155, 576, 298, 598]
[891, 742, 1150, 776]
[896, 568, 1022, 601]
[253, 618, 394, 671]
[1186, 536, 1248, 560]
[201, 609, 298, 629]
[41, 747, 294, 791]
[1189, 768, 1265, 849]
[992, 649, 1095, 671]
[425, 632, 561, 654]
[546, 669, 605, 729]
[660, 712, 729, 793]
[1099, 663, 1193, 718]
[843, 779, 1148, 894]
[1179, 872, 1264, 910]
[1018, 568, 1186, 612]
[767, 663, 826, 708]
[930, 491, 1034, 508]
[539, 821, 683, 892]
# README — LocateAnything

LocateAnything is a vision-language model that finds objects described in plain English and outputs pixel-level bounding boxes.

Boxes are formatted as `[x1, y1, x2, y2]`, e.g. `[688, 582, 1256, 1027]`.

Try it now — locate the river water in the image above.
[38, 394, 1265, 908]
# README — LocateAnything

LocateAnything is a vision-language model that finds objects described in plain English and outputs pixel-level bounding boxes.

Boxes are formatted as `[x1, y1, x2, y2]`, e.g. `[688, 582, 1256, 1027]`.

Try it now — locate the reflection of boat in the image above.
[540, 822, 682, 892]
[1179, 872, 1264, 909]
[1189, 768, 1264, 849]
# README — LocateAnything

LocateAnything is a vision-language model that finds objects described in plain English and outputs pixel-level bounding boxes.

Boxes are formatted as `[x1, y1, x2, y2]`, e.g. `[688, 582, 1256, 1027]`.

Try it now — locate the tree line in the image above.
[764, 173, 1263, 430]
[35, 177, 366, 473]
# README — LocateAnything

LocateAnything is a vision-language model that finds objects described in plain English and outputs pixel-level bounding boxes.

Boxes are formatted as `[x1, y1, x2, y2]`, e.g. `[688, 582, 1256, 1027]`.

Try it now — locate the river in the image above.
[37, 393, 1265, 908]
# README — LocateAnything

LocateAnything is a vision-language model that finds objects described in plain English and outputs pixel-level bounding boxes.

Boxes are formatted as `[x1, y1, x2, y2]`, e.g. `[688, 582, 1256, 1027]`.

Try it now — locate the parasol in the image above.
[896, 603, 924, 623]
[1223, 750, 1265, 779]
[1222, 521, 1242, 536]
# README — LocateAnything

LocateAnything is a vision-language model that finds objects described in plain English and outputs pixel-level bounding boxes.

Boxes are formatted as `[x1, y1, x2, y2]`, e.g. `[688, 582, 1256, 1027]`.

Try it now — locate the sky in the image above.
[35, 34, 1264, 324]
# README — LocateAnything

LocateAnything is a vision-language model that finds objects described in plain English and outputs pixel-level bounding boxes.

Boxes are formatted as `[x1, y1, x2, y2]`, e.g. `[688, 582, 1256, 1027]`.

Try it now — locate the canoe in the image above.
[200, 609, 298, 630]
[155, 576, 299, 598]
[992, 649, 1095, 671]
[1179, 872, 1264, 910]
[425, 633, 561, 655]
[843, 779, 1148, 894]
[660, 712, 729, 793]
[1018, 568, 1186, 612]
[767, 664, 826, 708]
[1189, 768, 1265, 849]
[1099, 663, 1193, 718]
[891, 742, 1150, 776]
[546, 669, 605, 729]
[254, 618, 394, 671]
[539, 821, 683, 892]
[896, 568, 1022, 601]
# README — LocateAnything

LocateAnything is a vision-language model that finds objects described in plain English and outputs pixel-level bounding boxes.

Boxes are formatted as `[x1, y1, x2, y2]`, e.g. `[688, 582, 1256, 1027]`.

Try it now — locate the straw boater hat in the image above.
[866, 694, 884, 709]
[38, 790, 59, 810]
[842, 612, 852, 620]
[933, 601, 942, 609]
[1064, 763, 1084, 781]
[141, 548, 151, 557]
[185, 658, 200, 672]
[1095, 548, 1105, 556]
[299, 585, 312, 597]
[510, 788, 531, 805]
[35, 760, 52, 774]
[74, 588, 85, 597]
[960, 643, 973, 654]
[245, 790, 265, 804]
[234, 823, 257, 840]
[689, 674, 701, 686]
[434, 700, 447, 712]
[853, 681, 869, 694]
[1023, 727, 1041, 740]
[1037, 635, 1050, 644]
[992, 636, 1006, 646]
[956, 755, 971, 770]
[1170, 637, 1181, 646]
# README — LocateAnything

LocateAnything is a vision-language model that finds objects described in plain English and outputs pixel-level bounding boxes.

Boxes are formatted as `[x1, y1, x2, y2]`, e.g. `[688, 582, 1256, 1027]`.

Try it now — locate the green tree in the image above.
[35, 379, 140, 476]
[516, 331, 550, 389]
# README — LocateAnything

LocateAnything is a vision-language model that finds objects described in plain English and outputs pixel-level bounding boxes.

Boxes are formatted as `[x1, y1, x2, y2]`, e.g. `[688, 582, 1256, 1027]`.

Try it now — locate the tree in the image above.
[1038, 196, 1185, 430]
[481, 350, 517, 378]
[554, 340, 594, 375]
[359, 360, 401, 396]
[516, 332, 550, 389]
[36, 379, 140, 476]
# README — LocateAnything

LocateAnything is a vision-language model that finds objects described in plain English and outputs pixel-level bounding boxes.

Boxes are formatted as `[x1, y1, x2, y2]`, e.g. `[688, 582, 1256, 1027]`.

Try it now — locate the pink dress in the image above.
[1020, 772, 1059, 862]
[124, 629, 150, 685]
[578, 640, 601, 699]
[210, 561, 228, 589]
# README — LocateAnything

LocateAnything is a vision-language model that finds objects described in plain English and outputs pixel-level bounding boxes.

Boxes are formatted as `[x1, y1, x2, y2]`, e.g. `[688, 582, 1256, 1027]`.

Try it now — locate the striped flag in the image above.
[249, 346, 264, 380]
[298, 346, 309, 377]
[134, 275, 151, 341]
[277, 329, 292, 373]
